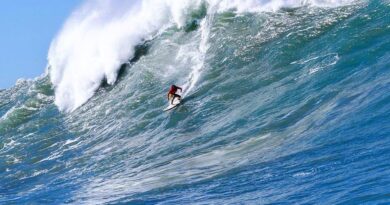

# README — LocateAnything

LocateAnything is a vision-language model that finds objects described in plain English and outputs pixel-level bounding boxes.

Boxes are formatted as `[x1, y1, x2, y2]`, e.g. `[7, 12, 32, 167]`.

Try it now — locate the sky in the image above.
[0, 0, 82, 89]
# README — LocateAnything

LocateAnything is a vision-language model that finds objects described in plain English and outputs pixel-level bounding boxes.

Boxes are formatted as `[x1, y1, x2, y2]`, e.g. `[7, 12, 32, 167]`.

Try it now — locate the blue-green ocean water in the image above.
[1, 1, 390, 204]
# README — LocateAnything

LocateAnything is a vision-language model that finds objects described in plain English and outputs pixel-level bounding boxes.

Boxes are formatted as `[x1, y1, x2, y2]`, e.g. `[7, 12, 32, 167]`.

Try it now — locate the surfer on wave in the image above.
[167, 85, 182, 105]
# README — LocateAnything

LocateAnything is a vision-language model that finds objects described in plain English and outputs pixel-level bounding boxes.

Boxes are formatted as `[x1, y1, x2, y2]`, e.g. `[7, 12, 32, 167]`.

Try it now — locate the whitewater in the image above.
[1, 0, 390, 204]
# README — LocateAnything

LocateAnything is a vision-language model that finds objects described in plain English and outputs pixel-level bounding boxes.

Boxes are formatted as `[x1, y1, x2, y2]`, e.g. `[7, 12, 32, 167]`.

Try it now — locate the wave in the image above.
[2, 1, 390, 204]
[48, 0, 356, 112]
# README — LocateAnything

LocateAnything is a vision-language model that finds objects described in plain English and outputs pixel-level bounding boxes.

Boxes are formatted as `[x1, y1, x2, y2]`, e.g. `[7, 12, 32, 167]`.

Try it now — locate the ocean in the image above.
[1, 0, 390, 204]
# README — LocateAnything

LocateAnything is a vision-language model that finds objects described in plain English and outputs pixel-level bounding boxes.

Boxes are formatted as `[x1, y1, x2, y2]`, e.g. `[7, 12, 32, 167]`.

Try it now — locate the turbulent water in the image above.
[1, 0, 390, 204]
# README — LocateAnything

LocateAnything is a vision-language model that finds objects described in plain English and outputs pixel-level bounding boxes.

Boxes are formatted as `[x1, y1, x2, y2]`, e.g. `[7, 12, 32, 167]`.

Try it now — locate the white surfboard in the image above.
[163, 98, 181, 111]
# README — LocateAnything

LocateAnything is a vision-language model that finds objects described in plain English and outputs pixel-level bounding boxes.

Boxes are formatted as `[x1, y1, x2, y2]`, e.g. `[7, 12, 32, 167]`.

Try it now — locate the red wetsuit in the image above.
[168, 85, 181, 95]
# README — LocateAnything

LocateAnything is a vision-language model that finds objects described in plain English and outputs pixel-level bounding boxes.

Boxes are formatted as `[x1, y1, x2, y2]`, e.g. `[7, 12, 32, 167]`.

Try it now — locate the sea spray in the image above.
[182, 10, 213, 96]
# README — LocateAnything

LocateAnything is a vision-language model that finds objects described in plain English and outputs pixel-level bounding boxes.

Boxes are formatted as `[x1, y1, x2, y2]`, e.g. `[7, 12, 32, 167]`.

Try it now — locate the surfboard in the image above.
[163, 98, 181, 111]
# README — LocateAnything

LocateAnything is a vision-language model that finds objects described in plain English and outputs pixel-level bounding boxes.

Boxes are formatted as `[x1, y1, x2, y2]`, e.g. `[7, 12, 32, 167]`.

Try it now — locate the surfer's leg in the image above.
[174, 94, 181, 101]
[175, 94, 181, 100]
[171, 94, 181, 104]
[168, 94, 174, 104]
[171, 94, 176, 104]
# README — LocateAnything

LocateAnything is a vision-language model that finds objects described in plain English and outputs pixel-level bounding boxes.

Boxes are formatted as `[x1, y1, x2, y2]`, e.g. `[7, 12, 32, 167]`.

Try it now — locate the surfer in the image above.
[167, 85, 182, 105]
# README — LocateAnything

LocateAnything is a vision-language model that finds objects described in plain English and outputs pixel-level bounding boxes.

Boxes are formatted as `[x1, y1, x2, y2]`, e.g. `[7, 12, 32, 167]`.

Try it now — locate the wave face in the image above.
[2, 0, 390, 204]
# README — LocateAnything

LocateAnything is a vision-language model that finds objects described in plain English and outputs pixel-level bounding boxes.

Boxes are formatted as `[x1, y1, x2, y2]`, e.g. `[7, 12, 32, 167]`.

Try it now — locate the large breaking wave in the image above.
[2, 0, 390, 204]
[48, 0, 355, 112]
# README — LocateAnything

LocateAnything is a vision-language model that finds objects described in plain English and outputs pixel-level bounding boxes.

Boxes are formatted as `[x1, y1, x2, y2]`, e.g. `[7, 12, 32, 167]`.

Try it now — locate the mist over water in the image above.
[2, 0, 390, 204]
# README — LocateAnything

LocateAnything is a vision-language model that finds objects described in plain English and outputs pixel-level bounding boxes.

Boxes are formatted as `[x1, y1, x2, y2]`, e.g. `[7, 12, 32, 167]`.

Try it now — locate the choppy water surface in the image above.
[1, 0, 390, 204]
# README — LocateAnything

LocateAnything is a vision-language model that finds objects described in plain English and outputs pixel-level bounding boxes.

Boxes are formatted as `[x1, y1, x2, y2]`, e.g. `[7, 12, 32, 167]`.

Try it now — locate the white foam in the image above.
[48, 0, 355, 112]
[182, 17, 212, 96]
[0, 106, 16, 121]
